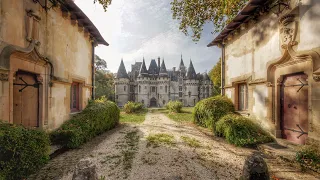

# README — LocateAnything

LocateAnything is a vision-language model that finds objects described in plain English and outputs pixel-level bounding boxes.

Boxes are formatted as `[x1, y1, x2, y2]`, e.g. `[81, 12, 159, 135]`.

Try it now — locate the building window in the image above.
[139, 85, 141, 93]
[165, 86, 167, 93]
[144, 86, 147, 89]
[124, 86, 126, 91]
[142, 100, 144, 104]
[152, 87, 156, 92]
[116, 95, 118, 99]
[71, 82, 80, 112]
[160, 86, 163, 90]
[179, 92, 183, 97]
[179, 86, 182, 91]
[193, 99, 196, 105]
[238, 83, 248, 111]
[163, 100, 165, 105]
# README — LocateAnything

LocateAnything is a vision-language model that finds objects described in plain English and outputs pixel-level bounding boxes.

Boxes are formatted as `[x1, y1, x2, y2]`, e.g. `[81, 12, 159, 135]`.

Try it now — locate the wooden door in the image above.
[13, 72, 39, 127]
[150, 97, 157, 107]
[281, 73, 308, 144]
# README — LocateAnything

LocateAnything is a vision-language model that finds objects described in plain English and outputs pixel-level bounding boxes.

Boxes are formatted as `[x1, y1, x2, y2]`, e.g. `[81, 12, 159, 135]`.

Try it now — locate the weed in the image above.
[146, 133, 175, 147]
[181, 136, 201, 148]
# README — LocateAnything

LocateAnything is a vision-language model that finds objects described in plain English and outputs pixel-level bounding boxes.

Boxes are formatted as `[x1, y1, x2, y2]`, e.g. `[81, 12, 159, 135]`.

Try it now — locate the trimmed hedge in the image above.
[296, 145, 320, 171]
[123, 101, 144, 113]
[50, 98, 120, 149]
[166, 101, 183, 113]
[193, 95, 235, 129]
[215, 114, 273, 147]
[0, 122, 50, 180]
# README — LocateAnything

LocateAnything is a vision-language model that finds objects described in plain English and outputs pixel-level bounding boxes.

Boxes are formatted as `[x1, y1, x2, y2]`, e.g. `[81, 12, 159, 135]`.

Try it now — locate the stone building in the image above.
[0, 0, 108, 130]
[208, 0, 320, 146]
[115, 56, 213, 107]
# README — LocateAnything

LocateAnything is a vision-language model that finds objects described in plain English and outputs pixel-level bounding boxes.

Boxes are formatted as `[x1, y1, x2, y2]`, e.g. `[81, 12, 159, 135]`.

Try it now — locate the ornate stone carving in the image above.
[279, 14, 297, 49]
[0, 73, 9, 81]
[314, 75, 320, 81]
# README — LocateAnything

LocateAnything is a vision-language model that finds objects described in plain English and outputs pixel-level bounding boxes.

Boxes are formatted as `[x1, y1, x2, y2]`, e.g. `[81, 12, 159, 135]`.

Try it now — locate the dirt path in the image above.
[30, 112, 319, 180]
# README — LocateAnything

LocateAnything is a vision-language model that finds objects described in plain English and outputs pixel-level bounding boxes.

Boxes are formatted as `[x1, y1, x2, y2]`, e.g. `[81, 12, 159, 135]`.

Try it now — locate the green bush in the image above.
[0, 122, 50, 180]
[165, 101, 183, 113]
[296, 145, 320, 171]
[215, 114, 273, 147]
[50, 98, 120, 149]
[193, 95, 235, 129]
[123, 101, 144, 113]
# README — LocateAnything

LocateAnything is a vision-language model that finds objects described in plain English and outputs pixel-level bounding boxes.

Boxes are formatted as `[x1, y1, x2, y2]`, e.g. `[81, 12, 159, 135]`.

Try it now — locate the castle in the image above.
[115, 56, 213, 107]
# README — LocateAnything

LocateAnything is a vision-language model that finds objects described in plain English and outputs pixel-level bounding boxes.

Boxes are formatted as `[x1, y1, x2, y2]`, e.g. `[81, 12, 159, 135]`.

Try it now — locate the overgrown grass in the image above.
[156, 107, 194, 123]
[146, 133, 175, 147]
[296, 145, 320, 172]
[181, 136, 201, 148]
[120, 109, 148, 124]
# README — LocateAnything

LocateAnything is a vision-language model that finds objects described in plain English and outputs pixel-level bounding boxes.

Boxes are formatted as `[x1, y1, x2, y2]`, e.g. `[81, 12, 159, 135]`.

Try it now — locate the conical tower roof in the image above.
[116, 59, 129, 79]
[159, 59, 168, 77]
[187, 60, 197, 79]
[139, 58, 148, 77]
[148, 59, 159, 76]
[179, 54, 185, 70]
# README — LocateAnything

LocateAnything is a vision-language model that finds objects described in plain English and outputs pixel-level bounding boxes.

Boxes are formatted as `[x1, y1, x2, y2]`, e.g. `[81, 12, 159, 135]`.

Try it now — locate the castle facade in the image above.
[115, 56, 213, 107]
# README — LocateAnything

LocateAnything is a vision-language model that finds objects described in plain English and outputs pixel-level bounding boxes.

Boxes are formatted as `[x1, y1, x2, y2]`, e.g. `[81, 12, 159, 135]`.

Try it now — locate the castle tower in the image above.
[158, 58, 170, 106]
[137, 58, 150, 107]
[115, 59, 130, 107]
[178, 54, 186, 77]
[185, 60, 199, 106]
[199, 72, 212, 100]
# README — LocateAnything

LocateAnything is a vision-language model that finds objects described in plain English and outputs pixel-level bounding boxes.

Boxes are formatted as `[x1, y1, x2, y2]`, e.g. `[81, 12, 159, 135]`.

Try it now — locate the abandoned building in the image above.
[115, 56, 213, 107]
[208, 0, 320, 146]
[0, 0, 108, 130]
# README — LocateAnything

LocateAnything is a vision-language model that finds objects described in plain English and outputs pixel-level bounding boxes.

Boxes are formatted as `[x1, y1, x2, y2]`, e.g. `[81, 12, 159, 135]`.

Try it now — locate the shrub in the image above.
[193, 95, 234, 129]
[296, 145, 320, 171]
[165, 101, 183, 113]
[50, 98, 120, 149]
[0, 122, 50, 180]
[215, 114, 273, 147]
[123, 101, 144, 113]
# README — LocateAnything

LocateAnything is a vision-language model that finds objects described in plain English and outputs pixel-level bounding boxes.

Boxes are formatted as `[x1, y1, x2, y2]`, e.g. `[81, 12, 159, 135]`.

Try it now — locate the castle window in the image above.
[142, 100, 144, 104]
[179, 92, 182, 97]
[152, 87, 155, 92]
[145, 86, 147, 89]
[139, 85, 141, 93]
[163, 100, 165, 105]
[70, 82, 80, 112]
[179, 86, 182, 91]
[124, 86, 126, 92]
[116, 95, 118, 99]
[194, 99, 196, 105]
[160, 86, 163, 90]
[238, 83, 248, 111]
[165, 86, 167, 93]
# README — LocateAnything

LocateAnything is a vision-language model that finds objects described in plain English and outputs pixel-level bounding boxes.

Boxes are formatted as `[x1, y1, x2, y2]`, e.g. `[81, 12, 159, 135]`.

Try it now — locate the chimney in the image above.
[158, 57, 160, 69]
[173, 67, 176, 72]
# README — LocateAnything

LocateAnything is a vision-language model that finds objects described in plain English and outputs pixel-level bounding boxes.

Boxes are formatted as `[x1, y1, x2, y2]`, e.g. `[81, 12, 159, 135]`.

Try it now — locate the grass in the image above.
[120, 109, 148, 124]
[146, 133, 175, 147]
[180, 136, 201, 148]
[166, 107, 194, 123]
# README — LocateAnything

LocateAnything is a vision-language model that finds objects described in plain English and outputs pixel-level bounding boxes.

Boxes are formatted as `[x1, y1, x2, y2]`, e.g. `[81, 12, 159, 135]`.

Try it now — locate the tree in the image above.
[94, 55, 115, 100]
[208, 58, 221, 95]
[171, 0, 248, 41]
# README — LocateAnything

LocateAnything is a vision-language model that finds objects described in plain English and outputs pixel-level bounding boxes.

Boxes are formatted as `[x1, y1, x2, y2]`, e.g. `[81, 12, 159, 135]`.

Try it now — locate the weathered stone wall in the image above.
[0, 0, 94, 130]
[115, 78, 129, 107]
[157, 77, 170, 107]
[185, 80, 199, 106]
[223, 0, 320, 145]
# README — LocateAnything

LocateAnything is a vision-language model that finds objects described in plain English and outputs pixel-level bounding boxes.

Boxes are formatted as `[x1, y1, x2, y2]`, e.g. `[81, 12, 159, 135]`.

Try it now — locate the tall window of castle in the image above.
[179, 92, 182, 97]
[144, 86, 147, 89]
[238, 83, 248, 111]
[139, 85, 141, 93]
[165, 86, 167, 93]
[70, 82, 80, 112]
[152, 87, 156, 92]
[179, 86, 182, 91]
[124, 86, 126, 92]
[160, 86, 163, 90]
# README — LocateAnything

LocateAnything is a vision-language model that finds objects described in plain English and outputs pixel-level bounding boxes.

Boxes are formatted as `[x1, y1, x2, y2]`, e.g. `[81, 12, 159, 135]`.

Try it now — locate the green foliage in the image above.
[296, 145, 320, 171]
[171, 0, 249, 41]
[193, 95, 235, 130]
[120, 109, 148, 124]
[146, 133, 175, 147]
[0, 122, 50, 180]
[215, 114, 273, 147]
[50, 98, 120, 149]
[94, 55, 115, 100]
[167, 107, 193, 123]
[181, 136, 201, 148]
[123, 101, 144, 114]
[165, 101, 183, 113]
[208, 58, 221, 96]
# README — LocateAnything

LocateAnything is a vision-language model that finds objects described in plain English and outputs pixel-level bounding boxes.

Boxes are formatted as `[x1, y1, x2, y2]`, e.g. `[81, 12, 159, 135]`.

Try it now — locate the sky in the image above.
[75, 0, 221, 73]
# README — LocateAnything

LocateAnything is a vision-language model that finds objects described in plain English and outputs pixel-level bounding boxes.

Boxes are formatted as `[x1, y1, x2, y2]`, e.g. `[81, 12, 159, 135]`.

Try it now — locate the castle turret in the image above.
[178, 54, 186, 77]
[185, 60, 199, 106]
[158, 59, 170, 106]
[115, 59, 130, 107]
[200, 72, 212, 99]
[138, 58, 148, 77]
[159, 59, 168, 77]
[137, 57, 150, 107]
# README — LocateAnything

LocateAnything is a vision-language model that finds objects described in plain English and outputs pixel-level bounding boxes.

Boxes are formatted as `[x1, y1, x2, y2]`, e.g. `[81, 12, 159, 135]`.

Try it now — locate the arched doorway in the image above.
[150, 97, 157, 107]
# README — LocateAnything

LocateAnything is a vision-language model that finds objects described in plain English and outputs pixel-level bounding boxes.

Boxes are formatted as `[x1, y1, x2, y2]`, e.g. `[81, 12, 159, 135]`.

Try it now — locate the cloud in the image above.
[75, 0, 221, 73]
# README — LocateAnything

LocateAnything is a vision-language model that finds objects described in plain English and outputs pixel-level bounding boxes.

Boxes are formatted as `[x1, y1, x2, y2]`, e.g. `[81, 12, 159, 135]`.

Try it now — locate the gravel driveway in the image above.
[30, 112, 319, 180]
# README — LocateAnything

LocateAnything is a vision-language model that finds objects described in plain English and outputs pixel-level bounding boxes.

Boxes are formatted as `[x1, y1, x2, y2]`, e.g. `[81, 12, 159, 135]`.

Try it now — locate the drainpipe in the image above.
[221, 44, 225, 96]
[91, 43, 95, 100]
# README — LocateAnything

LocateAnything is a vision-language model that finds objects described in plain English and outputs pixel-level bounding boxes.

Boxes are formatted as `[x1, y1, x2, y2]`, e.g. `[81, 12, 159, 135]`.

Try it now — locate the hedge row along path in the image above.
[30, 112, 319, 180]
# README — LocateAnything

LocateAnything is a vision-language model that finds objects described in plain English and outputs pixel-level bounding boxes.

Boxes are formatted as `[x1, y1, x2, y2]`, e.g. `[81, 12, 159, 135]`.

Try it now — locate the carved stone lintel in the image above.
[0, 73, 9, 81]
